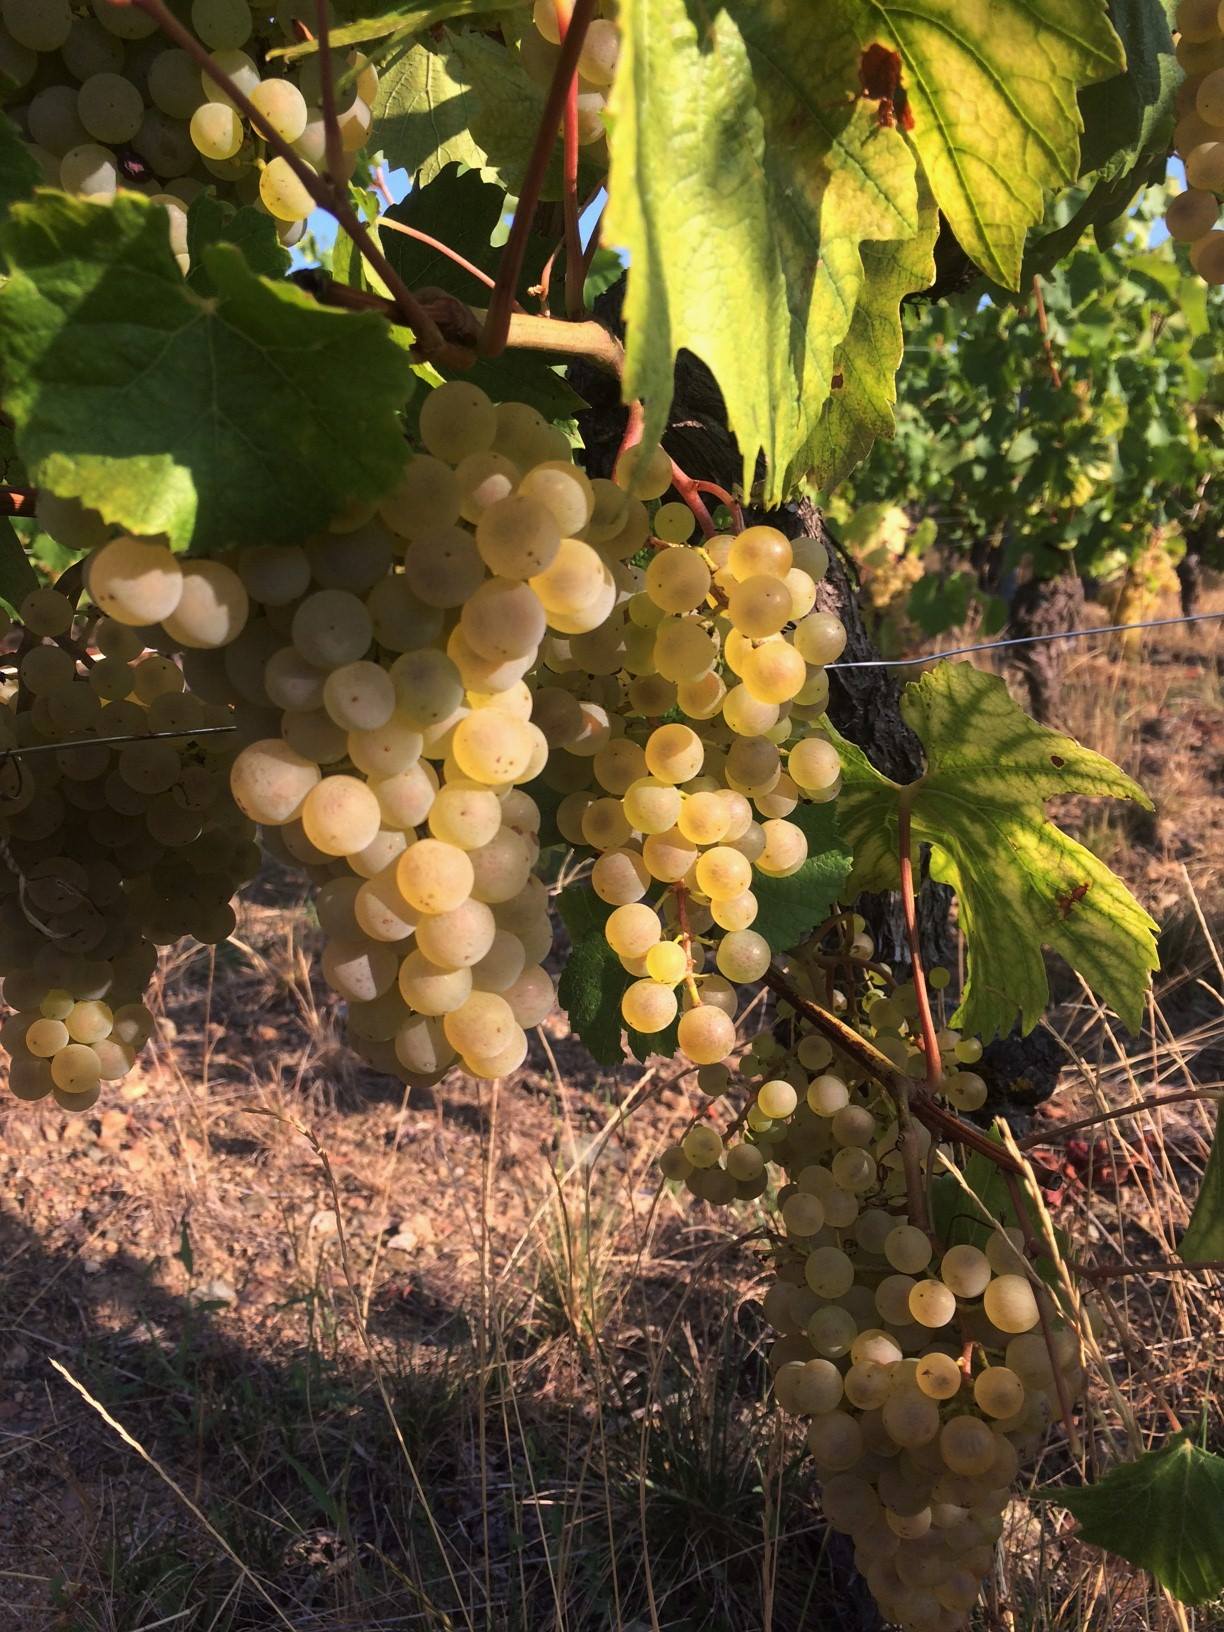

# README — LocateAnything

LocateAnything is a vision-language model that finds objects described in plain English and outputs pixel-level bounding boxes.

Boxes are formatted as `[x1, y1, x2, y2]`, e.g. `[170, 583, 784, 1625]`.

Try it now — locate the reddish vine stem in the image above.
[667, 459, 717, 538]
[761, 964, 1024, 1174]
[128, 0, 460, 365]
[377, 216, 520, 303]
[1019, 1087, 1220, 1148]
[553, 0, 585, 320]
[482, 0, 597, 356]
[694, 480, 745, 532]
[314, 0, 344, 186]
[896, 796, 942, 1093]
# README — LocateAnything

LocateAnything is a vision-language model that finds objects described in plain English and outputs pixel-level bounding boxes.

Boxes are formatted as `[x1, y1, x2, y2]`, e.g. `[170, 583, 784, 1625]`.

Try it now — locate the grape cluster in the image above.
[516, 0, 618, 162]
[657, 950, 1081, 1632]
[0, 516, 254, 1113]
[538, 497, 844, 1069]
[0, 0, 376, 258]
[1166, 0, 1224, 282]
[84, 386, 624, 1086]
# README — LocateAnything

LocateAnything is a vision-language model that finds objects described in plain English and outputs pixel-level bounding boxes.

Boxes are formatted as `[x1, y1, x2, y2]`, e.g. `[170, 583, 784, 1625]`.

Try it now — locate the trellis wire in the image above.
[828, 610, 1223, 669]
[0, 724, 237, 759]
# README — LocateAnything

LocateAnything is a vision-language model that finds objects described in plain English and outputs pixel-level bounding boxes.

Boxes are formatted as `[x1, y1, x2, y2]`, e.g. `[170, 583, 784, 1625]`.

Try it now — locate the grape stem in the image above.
[671, 885, 702, 1009]
[126, 0, 466, 368]
[552, 0, 586, 321]
[896, 793, 943, 1095]
[761, 963, 1025, 1174]
[314, 0, 345, 190]
[0, 487, 36, 517]
[693, 480, 745, 532]
[482, 0, 598, 357]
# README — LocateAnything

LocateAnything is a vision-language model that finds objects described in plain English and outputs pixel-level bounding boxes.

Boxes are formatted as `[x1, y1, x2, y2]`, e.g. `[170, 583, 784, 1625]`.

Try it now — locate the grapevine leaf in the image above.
[446, 29, 578, 200]
[382, 164, 550, 299]
[606, 0, 919, 502]
[1078, 0, 1177, 179]
[371, 37, 486, 185]
[928, 1132, 1065, 1277]
[0, 113, 38, 225]
[750, 802, 852, 955]
[1040, 1435, 1224, 1606]
[1179, 1114, 1224, 1263]
[273, 0, 497, 58]
[806, 173, 939, 493]
[606, 0, 1121, 498]
[864, 0, 1124, 289]
[831, 662, 1159, 1040]
[184, 194, 289, 295]
[556, 887, 625, 1068]
[0, 518, 37, 613]
[0, 193, 414, 554]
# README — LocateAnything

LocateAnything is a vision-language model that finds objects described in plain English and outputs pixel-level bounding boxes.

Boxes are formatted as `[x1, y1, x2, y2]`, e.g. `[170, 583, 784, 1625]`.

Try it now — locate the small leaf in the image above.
[273, 0, 493, 58]
[832, 662, 1159, 1040]
[184, 194, 289, 295]
[1179, 1112, 1224, 1263]
[0, 112, 39, 225]
[0, 518, 38, 613]
[0, 193, 413, 553]
[1041, 1435, 1224, 1606]
[750, 802, 851, 955]
[907, 570, 975, 636]
[371, 38, 486, 185]
[556, 886, 626, 1068]
[1077, 0, 1178, 179]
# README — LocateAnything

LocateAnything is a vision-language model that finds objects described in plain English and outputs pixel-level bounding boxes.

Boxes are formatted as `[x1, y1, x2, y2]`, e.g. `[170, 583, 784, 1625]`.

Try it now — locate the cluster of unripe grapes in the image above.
[552, 511, 844, 1068]
[516, 0, 618, 161]
[658, 955, 1077, 1632]
[1165, 0, 1224, 282]
[0, 503, 255, 1112]
[0, 0, 375, 260]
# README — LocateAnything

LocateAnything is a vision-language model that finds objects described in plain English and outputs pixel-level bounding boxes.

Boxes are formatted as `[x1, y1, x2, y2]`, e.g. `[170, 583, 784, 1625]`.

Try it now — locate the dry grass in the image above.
[0, 599, 1220, 1632]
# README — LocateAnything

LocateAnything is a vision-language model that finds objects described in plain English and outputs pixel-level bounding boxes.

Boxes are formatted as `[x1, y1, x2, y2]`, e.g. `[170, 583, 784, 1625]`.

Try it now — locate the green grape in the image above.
[230, 738, 320, 825]
[908, 1279, 956, 1329]
[793, 611, 847, 665]
[92, 0, 157, 39]
[59, 141, 118, 197]
[973, 1366, 1025, 1420]
[613, 440, 672, 501]
[939, 1244, 992, 1299]
[418, 381, 498, 464]
[249, 75, 309, 141]
[416, 899, 497, 970]
[77, 70, 144, 142]
[300, 775, 381, 857]
[148, 47, 206, 117]
[189, 99, 242, 159]
[981, 1273, 1040, 1334]
[3, 0, 71, 50]
[321, 661, 396, 733]
[26, 85, 88, 155]
[191, 0, 252, 48]
[200, 47, 260, 108]
[161, 560, 248, 649]
[259, 154, 316, 221]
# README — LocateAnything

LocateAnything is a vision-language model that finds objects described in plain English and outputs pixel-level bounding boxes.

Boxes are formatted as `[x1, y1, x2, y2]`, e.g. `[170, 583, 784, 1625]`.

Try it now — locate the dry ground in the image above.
[0, 596, 1220, 1632]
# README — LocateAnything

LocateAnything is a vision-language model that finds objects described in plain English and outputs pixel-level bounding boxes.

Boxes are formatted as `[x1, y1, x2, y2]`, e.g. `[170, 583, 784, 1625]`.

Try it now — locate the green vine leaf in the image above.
[750, 802, 851, 955]
[832, 661, 1159, 1040]
[0, 112, 39, 226]
[606, 0, 919, 503]
[1179, 1114, 1224, 1263]
[556, 887, 626, 1068]
[605, 1, 1121, 499]
[862, 0, 1124, 289]
[806, 173, 939, 492]
[371, 38, 486, 185]
[556, 885, 680, 1067]
[1078, 0, 1177, 180]
[0, 518, 37, 613]
[1040, 1435, 1224, 1605]
[382, 164, 548, 300]
[272, 0, 497, 59]
[0, 193, 414, 554]
[184, 194, 289, 295]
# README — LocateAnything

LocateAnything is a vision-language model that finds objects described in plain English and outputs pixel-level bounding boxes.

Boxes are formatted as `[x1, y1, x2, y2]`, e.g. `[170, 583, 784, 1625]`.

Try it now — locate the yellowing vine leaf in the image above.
[832, 662, 1158, 1040]
[606, 0, 919, 502]
[860, 0, 1124, 287]
[0, 193, 413, 554]
[605, 0, 1121, 499]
